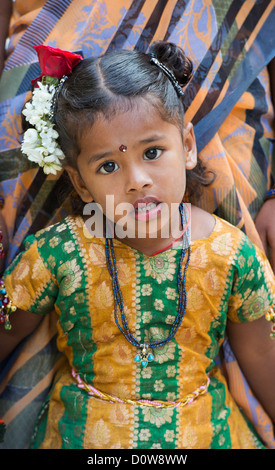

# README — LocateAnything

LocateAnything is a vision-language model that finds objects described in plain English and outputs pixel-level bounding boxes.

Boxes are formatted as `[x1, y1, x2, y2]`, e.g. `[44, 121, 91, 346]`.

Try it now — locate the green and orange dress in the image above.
[4, 214, 275, 449]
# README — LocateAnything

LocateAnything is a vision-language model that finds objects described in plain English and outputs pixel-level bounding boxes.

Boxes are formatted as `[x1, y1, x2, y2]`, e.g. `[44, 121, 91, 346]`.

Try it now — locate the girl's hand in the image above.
[255, 198, 275, 272]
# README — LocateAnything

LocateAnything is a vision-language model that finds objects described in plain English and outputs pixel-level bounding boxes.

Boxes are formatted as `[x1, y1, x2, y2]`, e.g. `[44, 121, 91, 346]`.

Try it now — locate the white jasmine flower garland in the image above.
[21, 81, 65, 175]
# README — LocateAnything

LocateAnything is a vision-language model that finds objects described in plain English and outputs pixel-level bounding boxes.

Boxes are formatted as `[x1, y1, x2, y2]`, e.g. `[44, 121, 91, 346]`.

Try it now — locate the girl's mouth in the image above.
[136, 201, 158, 213]
[133, 199, 162, 221]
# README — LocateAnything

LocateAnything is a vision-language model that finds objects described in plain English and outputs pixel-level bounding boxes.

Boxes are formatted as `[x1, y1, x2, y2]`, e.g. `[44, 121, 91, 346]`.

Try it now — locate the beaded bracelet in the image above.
[0, 231, 5, 259]
[0, 196, 5, 258]
[264, 188, 275, 201]
[265, 306, 275, 339]
[0, 279, 17, 330]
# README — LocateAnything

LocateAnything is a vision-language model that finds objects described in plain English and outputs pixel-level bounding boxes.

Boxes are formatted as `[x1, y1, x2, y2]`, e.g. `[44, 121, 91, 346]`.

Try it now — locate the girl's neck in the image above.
[115, 233, 182, 257]
[114, 205, 216, 255]
[113, 203, 190, 257]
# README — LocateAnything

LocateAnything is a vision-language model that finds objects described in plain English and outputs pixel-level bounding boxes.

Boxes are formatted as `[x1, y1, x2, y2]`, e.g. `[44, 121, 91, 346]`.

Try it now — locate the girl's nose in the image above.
[125, 165, 153, 193]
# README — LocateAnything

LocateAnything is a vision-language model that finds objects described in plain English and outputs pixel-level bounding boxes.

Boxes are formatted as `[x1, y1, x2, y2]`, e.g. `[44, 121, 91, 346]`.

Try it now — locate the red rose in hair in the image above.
[32, 45, 83, 84]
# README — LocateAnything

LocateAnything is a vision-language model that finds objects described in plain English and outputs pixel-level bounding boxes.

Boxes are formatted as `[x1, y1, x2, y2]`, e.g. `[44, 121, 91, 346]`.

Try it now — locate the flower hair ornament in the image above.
[21, 45, 83, 175]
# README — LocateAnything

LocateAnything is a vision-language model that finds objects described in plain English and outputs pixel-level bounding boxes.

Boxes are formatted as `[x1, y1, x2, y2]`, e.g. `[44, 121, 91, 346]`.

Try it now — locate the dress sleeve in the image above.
[227, 236, 275, 323]
[4, 234, 58, 314]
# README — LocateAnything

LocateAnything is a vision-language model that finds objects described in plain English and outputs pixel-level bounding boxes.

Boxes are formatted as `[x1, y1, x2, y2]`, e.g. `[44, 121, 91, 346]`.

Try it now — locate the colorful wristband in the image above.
[0, 279, 17, 330]
[264, 188, 275, 201]
[265, 306, 275, 339]
[0, 232, 5, 258]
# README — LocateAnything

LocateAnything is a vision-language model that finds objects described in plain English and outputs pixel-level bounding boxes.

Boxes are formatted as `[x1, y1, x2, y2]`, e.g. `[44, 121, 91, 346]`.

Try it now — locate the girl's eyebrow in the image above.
[140, 133, 166, 144]
[88, 134, 166, 165]
[88, 151, 112, 165]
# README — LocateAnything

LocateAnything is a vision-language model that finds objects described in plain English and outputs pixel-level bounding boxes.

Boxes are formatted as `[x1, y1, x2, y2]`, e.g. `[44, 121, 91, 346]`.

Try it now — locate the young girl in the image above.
[0, 42, 275, 450]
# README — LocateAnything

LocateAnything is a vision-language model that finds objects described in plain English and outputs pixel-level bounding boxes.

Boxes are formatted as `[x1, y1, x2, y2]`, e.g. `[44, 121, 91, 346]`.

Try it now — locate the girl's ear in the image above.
[65, 166, 94, 203]
[183, 122, 197, 170]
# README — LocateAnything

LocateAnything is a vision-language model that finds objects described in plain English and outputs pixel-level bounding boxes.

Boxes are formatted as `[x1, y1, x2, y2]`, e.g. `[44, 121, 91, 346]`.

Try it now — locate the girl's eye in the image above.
[144, 148, 162, 160]
[98, 161, 118, 174]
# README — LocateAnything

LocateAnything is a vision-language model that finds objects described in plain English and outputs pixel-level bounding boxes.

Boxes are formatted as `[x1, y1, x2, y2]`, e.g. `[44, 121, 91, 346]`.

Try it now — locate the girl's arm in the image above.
[227, 315, 275, 421]
[0, 308, 42, 363]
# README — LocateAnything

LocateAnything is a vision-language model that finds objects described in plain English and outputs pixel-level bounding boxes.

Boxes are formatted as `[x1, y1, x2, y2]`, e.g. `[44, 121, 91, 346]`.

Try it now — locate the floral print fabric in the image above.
[1, 0, 275, 450]
[4, 214, 275, 449]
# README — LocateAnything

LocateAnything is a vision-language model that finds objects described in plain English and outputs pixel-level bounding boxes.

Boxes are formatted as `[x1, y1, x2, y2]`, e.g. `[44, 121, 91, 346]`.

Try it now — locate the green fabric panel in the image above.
[209, 377, 231, 449]
[133, 249, 182, 449]
[59, 385, 88, 449]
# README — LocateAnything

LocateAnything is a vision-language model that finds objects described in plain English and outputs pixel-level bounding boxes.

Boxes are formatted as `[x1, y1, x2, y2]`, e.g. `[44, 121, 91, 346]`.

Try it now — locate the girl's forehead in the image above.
[79, 102, 184, 157]
[86, 96, 181, 136]
[103, 95, 161, 120]
[91, 107, 175, 136]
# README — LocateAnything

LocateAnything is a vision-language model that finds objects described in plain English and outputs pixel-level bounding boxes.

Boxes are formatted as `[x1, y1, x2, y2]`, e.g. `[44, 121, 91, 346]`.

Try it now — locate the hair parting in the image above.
[22, 41, 214, 208]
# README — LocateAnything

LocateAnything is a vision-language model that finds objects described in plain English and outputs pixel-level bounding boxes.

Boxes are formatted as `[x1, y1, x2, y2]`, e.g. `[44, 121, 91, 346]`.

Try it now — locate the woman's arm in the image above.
[0, 0, 12, 75]
[255, 199, 275, 272]
[227, 315, 275, 421]
[254, 58, 275, 270]
[0, 308, 42, 363]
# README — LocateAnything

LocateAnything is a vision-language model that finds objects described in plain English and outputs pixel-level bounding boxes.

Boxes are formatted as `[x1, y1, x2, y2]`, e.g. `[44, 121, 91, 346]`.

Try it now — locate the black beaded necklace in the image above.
[105, 202, 191, 367]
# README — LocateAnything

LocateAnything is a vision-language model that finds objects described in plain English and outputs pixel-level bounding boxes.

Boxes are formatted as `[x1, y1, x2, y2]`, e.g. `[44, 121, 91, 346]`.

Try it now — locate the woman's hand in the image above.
[255, 198, 275, 272]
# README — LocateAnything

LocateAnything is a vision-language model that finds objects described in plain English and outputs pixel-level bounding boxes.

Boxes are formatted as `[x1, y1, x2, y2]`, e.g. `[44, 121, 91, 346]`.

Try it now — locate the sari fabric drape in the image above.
[0, 0, 274, 449]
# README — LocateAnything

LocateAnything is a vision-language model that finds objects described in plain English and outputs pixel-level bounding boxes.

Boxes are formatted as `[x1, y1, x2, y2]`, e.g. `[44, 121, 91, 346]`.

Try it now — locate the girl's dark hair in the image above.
[55, 41, 193, 166]
[28, 42, 214, 209]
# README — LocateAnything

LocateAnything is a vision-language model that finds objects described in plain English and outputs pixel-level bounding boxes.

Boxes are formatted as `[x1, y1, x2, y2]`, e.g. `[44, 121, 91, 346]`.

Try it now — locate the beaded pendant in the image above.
[134, 345, 155, 367]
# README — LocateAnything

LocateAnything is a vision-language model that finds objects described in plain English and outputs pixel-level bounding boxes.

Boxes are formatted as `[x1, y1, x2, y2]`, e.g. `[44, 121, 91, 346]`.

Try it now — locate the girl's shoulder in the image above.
[190, 205, 264, 265]
[190, 205, 216, 242]
[33, 216, 74, 240]
[28, 215, 106, 255]
[22, 215, 84, 260]
[28, 215, 92, 245]
[190, 205, 243, 244]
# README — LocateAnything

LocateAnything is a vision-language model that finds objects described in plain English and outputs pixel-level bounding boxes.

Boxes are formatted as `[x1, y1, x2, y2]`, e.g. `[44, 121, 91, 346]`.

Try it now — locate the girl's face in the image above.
[66, 99, 197, 254]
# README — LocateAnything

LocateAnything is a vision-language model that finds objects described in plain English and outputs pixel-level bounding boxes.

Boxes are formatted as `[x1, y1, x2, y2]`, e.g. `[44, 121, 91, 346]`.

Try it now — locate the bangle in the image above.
[264, 188, 275, 201]
[0, 279, 17, 330]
